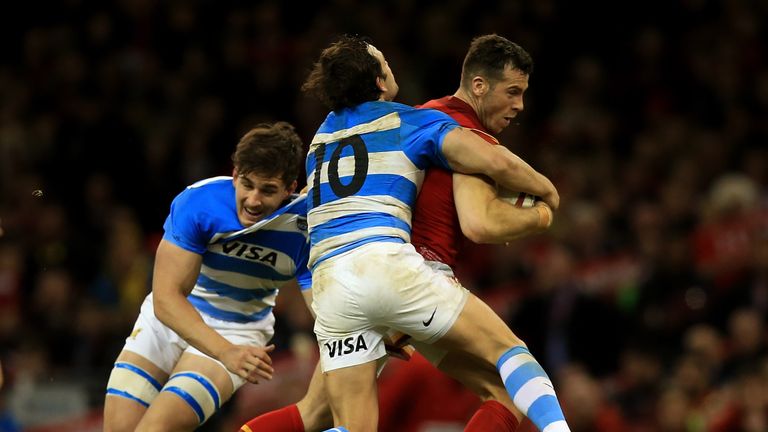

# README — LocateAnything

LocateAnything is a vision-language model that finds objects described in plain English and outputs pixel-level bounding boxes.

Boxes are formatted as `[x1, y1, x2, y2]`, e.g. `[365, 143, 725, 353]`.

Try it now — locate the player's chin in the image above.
[240, 212, 264, 225]
[490, 119, 510, 134]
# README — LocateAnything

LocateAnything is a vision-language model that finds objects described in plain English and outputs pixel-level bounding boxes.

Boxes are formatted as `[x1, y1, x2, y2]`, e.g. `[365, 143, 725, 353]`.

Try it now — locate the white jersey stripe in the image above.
[193, 288, 278, 313]
[210, 195, 307, 243]
[199, 265, 289, 291]
[188, 176, 232, 189]
[308, 195, 412, 229]
[309, 112, 401, 151]
[309, 226, 410, 266]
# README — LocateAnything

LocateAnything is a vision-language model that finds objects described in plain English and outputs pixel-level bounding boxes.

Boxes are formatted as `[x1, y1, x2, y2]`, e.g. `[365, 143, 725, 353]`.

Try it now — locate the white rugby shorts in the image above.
[122, 294, 275, 389]
[312, 242, 469, 372]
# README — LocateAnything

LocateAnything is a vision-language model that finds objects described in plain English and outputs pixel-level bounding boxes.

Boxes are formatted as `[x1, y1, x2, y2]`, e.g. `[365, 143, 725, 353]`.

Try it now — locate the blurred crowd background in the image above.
[1, 1, 767, 431]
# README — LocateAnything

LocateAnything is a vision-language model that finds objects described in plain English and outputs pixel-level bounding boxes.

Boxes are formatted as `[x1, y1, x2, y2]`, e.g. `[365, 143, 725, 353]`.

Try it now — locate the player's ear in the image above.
[376, 77, 396, 93]
[471, 76, 488, 96]
[232, 168, 239, 185]
[287, 180, 298, 194]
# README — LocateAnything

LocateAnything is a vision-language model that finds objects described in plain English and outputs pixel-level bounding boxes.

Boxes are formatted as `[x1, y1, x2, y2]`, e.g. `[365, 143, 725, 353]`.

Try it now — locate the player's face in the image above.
[477, 66, 529, 134]
[368, 44, 399, 101]
[233, 170, 295, 226]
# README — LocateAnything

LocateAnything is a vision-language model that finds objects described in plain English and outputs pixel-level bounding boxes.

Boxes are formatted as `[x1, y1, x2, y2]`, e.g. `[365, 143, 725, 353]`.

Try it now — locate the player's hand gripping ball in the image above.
[498, 188, 537, 208]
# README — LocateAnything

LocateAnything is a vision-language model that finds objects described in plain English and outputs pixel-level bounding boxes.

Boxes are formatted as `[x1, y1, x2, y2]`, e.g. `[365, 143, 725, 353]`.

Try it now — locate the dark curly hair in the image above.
[231, 121, 304, 186]
[302, 35, 384, 112]
[461, 34, 533, 88]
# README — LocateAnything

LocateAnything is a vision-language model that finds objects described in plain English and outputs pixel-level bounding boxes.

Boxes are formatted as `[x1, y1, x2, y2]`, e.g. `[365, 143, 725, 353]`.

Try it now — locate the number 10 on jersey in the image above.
[311, 135, 370, 208]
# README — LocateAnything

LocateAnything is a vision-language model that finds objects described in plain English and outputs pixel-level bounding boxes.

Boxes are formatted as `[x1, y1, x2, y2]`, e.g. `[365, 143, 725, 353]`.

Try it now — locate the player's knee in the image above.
[481, 381, 515, 407]
[508, 334, 527, 349]
[481, 333, 527, 366]
[103, 419, 138, 432]
[160, 370, 222, 425]
[106, 361, 163, 408]
[495, 326, 527, 354]
[297, 394, 333, 430]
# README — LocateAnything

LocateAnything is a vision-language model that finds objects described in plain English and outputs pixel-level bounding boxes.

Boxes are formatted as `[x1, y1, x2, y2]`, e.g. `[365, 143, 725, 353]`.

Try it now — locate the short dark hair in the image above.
[302, 35, 383, 112]
[231, 121, 304, 186]
[461, 34, 533, 88]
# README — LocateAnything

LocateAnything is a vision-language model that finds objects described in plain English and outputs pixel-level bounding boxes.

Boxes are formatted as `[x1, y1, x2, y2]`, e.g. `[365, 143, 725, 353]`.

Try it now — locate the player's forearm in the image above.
[455, 173, 551, 243]
[442, 128, 559, 209]
[153, 291, 232, 360]
[488, 147, 559, 209]
[481, 200, 550, 243]
[461, 199, 543, 243]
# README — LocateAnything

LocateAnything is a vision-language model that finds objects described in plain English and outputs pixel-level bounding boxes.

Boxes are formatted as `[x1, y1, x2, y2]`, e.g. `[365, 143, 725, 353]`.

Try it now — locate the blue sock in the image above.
[497, 346, 570, 431]
[323, 428, 349, 432]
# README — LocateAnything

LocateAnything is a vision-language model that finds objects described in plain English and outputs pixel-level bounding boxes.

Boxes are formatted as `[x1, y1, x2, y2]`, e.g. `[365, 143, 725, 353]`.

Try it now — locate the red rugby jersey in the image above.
[411, 96, 497, 269]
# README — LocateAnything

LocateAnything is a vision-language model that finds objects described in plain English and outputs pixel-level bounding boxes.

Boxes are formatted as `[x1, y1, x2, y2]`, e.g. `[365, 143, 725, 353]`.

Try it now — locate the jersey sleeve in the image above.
[294, 238, 312, 291]
[162, 188, 212, 254]
[399, 108, 458, 170]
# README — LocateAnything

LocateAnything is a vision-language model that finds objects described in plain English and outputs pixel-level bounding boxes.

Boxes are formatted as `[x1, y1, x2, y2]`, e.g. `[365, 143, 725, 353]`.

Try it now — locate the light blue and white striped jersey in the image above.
[306, 101, 458, 268]
[162, 176, 311, 324]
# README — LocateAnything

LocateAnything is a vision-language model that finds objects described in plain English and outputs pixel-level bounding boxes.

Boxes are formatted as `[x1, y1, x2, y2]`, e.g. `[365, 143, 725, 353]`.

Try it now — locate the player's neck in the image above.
[453, 88, 480, 115]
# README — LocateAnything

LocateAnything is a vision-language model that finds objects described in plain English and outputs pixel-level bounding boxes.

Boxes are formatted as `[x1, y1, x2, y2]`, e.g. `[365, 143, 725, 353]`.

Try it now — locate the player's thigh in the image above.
[104, 350, 169, 432]
[312, 250, 388, 372]
[135, 352, 234, 432]
[323, 360, 379, 432]
[435, 293, 525, 366]
[296, 362, 333, 431]
[348, 243, 470, 346]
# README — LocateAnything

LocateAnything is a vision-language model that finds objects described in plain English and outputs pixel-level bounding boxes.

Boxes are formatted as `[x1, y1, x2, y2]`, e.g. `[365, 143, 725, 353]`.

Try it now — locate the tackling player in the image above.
[409, 33, 548, 431]
[102, 122, 311, 431]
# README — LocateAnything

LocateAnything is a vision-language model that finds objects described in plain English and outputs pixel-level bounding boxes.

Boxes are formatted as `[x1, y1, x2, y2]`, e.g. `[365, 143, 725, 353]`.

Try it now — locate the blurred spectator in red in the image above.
[709, 363, 768, 432]
[0, 241, 23, 350]
[557, 365, 629, 432]
[693, 174, 762, 293]
[377, 352, 481, 432]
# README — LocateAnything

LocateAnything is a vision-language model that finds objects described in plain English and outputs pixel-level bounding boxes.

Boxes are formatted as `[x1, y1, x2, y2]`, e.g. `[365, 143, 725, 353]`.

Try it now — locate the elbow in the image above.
[152, 292, 172, 325]
[488, 156, 518, 184]
[461, 219, 494, 244]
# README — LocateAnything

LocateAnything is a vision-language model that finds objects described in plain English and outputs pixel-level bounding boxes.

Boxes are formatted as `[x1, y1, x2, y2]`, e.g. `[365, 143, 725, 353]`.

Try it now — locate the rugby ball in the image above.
[498, 188, 537, 208]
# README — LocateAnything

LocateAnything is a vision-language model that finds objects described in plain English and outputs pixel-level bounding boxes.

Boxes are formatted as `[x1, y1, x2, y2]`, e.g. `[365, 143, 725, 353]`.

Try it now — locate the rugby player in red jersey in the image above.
[403, 34, 551, 432]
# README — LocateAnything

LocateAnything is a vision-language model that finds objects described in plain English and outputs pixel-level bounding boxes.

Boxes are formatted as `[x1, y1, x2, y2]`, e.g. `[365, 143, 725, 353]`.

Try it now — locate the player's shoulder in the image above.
[417, 96, 451, 110]
[385, 101, 416, 112]
[173, 176, 233, 210]
[187, 175, 233, 190]
[397, 103, 456, 126]
[184, 176, 232, 195]
[282, 193, 309, 218]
